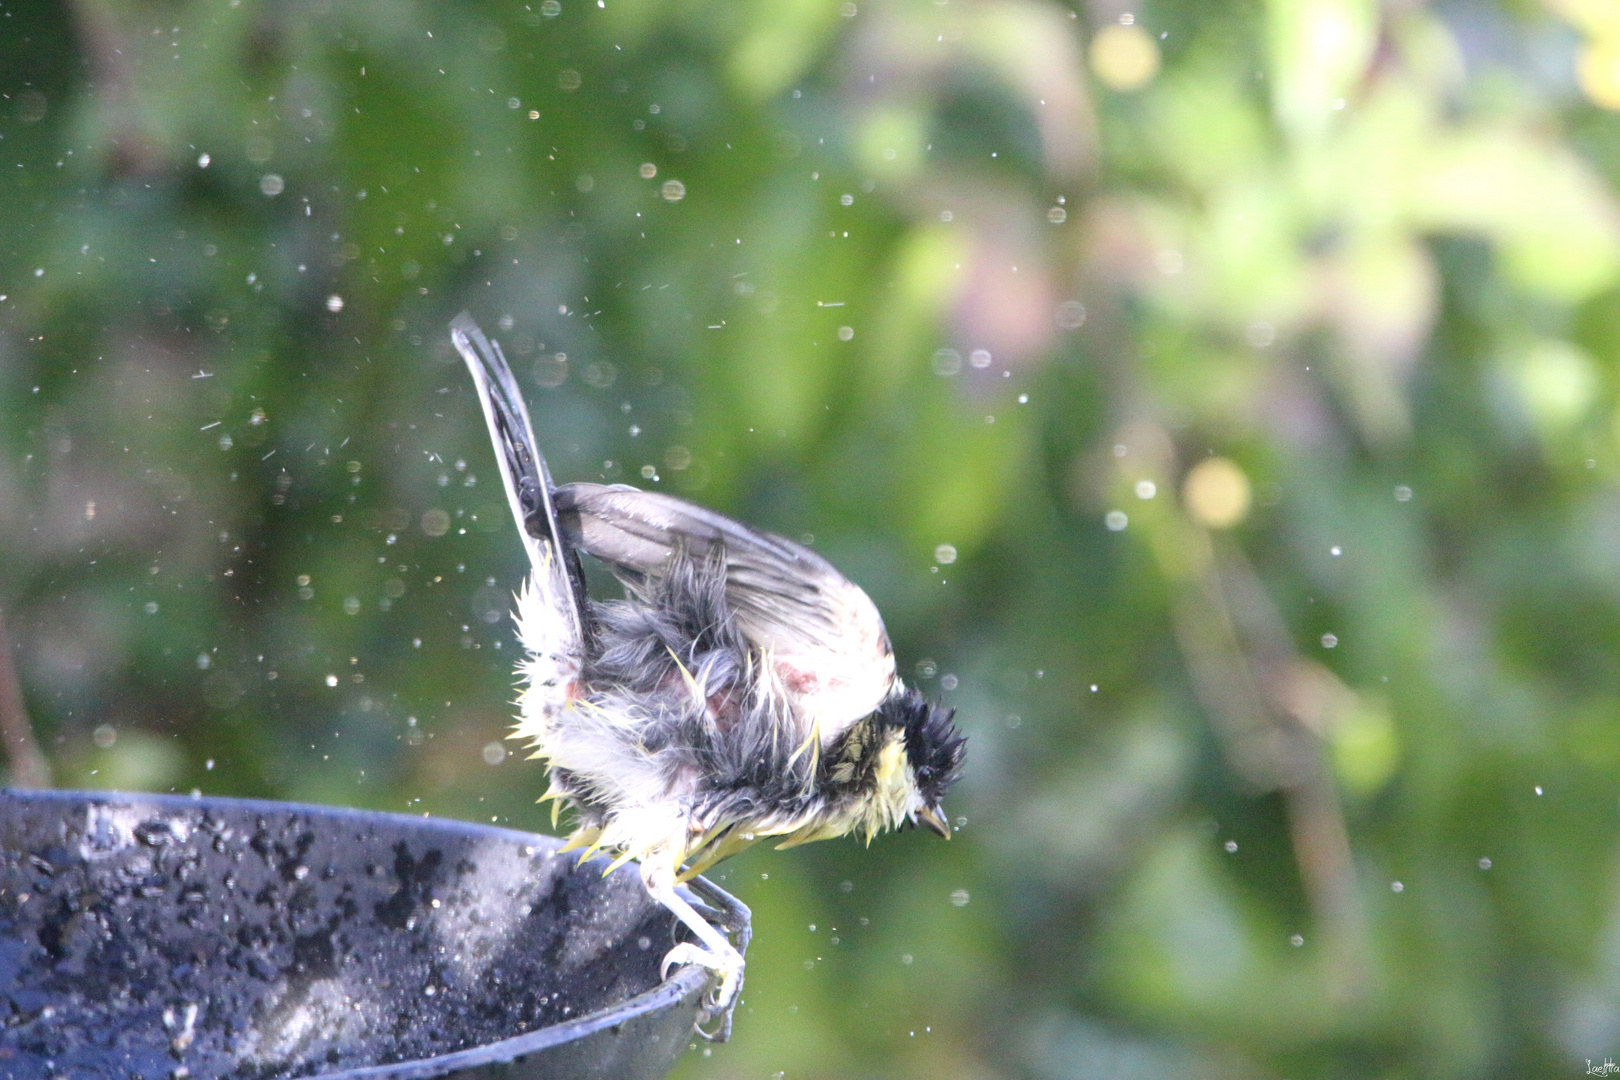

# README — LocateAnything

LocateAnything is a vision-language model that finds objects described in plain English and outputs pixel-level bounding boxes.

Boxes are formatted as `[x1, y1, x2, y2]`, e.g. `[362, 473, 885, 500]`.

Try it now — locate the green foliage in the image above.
[7, 0, 1620, 1076]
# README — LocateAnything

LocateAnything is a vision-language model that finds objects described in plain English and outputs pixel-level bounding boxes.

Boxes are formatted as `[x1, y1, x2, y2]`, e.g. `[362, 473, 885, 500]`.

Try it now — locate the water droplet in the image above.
[949, 889, 970, 907]
[1224, 840, 1238, 853]
[325, 674, 339, 687]
[1391, 881, 1404, 893]
[259, 173, 284, 196]
[934, 543, 957, 565]
[325, 294, 344, 313]
[1105, 510, 1128, 531]
[1394, 485, 1413, 502]
[1134, 479, 1156, 500]
[1054, 300, 1086, 329]
[1321, 633, 1338, 649]
[940, 674, 958, 691]
[1479, 857, 1492, 869]
[1289, 934, 1304, 947]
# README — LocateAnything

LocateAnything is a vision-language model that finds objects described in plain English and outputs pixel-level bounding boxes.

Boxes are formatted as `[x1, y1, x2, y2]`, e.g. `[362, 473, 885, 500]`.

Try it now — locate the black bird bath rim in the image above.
[0, 788, 744, 1080]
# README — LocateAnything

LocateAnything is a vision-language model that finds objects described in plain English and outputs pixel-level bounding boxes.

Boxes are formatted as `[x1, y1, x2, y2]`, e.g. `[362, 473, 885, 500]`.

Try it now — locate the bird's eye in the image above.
[916, 766, 933, 782]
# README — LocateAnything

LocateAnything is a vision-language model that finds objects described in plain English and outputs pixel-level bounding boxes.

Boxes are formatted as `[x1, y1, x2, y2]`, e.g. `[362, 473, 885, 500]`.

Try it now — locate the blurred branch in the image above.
[67, 0, 162, 177]
[1126, 425, 1369, 1000]
[0, 606, 50, 789]
[1220, 548, 1371, 1000]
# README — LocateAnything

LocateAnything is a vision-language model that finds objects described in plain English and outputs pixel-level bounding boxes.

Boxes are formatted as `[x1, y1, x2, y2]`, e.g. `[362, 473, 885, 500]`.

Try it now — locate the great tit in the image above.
[450, 313, 966, 1039]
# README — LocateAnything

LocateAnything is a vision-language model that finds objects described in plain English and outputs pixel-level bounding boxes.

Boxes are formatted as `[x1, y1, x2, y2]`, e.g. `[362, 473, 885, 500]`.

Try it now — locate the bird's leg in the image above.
[675, 874, 751, 1041]
[685, 874, 752, 960]
[643, 854, 745, 1040]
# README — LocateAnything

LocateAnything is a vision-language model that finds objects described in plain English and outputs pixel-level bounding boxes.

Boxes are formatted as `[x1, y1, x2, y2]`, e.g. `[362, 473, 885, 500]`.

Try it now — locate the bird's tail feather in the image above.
[451, 312, 587, 726]
[450, 315, 572, 583]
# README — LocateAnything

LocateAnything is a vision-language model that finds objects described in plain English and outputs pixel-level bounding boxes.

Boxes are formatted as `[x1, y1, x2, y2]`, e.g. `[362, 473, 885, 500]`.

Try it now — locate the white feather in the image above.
[512, 556, 583, 748]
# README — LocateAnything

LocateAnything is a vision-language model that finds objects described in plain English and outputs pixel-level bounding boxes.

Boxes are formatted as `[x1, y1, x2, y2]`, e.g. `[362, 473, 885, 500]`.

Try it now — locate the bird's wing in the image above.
[450, 314, 585, 729]
[553, 483, 896, 742]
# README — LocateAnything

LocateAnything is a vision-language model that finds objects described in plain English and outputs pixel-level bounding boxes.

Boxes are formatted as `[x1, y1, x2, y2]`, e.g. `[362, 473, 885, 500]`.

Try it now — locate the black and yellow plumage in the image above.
[450, 313, 966, 1038]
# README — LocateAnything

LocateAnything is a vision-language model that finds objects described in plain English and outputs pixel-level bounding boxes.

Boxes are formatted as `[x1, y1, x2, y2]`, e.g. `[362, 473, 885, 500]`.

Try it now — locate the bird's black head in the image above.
[878, 687, 966, 836]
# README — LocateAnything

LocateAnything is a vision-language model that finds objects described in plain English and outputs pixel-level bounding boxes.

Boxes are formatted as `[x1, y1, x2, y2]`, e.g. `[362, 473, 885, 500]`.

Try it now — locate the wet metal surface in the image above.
[0, 790, 717, 1079]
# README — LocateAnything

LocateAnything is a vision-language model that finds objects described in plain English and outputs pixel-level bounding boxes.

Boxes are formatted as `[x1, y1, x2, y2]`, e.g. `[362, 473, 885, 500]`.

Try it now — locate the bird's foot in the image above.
[685, 875, 753, 957]
[661, 941, 744, 1041]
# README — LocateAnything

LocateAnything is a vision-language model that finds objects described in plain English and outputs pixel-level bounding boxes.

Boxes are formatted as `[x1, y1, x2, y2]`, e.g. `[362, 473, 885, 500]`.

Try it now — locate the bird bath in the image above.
[0, 789, 740, 1079]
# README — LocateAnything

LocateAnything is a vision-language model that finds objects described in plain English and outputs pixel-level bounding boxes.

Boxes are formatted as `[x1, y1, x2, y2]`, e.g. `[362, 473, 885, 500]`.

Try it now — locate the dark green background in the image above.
[6, 0, 1620, 1076]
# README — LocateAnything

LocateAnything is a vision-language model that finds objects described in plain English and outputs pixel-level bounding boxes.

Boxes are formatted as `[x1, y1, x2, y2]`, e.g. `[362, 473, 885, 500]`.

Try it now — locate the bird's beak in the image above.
[917, 803, 951, 839]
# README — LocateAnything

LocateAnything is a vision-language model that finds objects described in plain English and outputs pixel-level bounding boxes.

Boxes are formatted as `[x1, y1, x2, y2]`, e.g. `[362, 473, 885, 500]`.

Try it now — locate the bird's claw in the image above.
[661, 942, 744, 1041]
[693, 1005, 733, 1042]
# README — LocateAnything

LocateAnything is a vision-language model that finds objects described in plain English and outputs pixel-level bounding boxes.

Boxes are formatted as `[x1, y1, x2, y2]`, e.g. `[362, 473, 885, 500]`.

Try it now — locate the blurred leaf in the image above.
[1097, 828, 1262, 1020]
[728, 0, 845, 100]
[1266, 0, 1379, 143]
[1331, 692, 1398, 798]
[1410, 129, 1620, 302]
[1512, 338, 1602, 436]
[898, 388, 1032, 559]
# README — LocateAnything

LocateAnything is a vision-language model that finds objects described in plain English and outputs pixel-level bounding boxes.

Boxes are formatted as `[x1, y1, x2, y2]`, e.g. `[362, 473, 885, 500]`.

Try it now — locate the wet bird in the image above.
[450, 313, 966, 1038]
